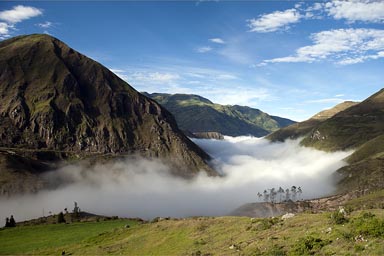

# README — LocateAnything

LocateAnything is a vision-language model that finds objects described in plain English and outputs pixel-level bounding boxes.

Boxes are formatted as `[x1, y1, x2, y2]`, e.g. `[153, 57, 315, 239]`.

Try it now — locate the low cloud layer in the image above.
[0, 137, 352, 222]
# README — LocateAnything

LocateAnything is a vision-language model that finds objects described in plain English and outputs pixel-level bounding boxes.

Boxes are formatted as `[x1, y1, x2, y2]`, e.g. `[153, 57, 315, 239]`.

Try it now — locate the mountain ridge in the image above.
[268, 90, 384, 193]
[143, 92, 296, 137]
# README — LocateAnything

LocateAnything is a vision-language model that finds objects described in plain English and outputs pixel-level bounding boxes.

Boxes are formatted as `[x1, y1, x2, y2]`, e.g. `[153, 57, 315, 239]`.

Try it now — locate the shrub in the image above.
[254, 217, 281, 231]
[352, 212, 384, 238]
[291, 236, 331, 255]
[265, 244, 286, 256]
[329, 211, 348, 225]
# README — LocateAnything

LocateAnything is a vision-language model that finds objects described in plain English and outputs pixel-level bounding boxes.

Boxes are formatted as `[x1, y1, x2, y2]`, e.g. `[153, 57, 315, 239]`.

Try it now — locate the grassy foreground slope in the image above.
[1, 206, 384, 255]
[0, 219, 138, 255]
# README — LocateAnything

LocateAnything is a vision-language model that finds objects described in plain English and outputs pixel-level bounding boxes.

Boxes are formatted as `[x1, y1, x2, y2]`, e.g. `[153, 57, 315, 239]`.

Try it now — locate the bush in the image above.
[253, 217, 281, 231]
[292, 236, 331, 255]
[265, 244, 286, 256]
[329, 211, 348, 225]
[352, 212, 384, 238]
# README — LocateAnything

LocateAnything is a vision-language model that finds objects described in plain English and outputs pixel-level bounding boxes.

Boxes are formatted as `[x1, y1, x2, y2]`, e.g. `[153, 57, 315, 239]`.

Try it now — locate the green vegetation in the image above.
[292, 236, 331, 255]
[344, 189, 384, 210]
[329, 210, 349, 225]
[0, 219, 138, 255]
[1, 209, 384, 255]
[144, 92, 295, 137]
[267, 101, 358, 142]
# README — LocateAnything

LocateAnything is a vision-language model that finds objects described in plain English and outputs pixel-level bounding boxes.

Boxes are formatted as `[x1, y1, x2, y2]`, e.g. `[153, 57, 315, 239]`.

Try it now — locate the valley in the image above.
[1, 30, 384, 255]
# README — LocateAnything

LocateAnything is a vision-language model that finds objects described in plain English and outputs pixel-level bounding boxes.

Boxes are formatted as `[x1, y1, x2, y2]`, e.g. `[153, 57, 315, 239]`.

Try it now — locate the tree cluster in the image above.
[257, 186, 302, 203]
[4, 215, 16, 228]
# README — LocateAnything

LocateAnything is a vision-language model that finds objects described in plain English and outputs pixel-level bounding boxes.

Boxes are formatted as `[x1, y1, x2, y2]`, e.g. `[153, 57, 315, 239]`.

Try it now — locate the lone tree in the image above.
[269, 188, 277, 203]
[257, 192, 262, 201]
[297, 187, 303, 200]
[72, 201, 81, 222]
[278, 187, 284, 203]
[285, 188, 290, 201]
[263, 190, 269, 202]
[9, 215, 16, 227]
[291, 186, 297, 201]
[57, 212, 66, 224]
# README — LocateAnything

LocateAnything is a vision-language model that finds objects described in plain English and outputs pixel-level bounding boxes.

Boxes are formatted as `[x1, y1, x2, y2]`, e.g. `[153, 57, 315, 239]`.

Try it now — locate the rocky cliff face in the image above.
[0, 34, 216, 195]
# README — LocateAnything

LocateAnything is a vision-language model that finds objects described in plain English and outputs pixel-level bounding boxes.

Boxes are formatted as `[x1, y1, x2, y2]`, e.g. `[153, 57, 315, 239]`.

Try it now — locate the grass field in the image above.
[1, 209, 384, 255]
[0, 219, 138, 255]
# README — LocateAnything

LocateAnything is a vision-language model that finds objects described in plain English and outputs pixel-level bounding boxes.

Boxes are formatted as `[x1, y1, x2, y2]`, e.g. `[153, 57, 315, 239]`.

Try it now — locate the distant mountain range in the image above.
[0, 34, 215, 195]
[143, 93, 296, 137]
[268, 90, 384, 193]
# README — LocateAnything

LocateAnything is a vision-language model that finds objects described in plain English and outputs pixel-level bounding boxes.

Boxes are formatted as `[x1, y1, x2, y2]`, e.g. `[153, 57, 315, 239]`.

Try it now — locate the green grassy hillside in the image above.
[1, 205, 384, 255]
[144, 93, 295, 137]
[300, 90, 384, 152]
[267, 101, 358, 142]
[268, 91, 384, 194]
[0, 219, 139, 255]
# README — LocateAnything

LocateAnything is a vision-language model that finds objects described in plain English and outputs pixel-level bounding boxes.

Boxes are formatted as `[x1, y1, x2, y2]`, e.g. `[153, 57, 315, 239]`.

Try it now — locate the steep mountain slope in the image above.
[269, 90, 384, 193]
[143, 93, 295, 137]
[301, 90, 384, 151]
[315, 90, 384, 193]
[267, 101, 358, 142]
[0, 34, 216, 194]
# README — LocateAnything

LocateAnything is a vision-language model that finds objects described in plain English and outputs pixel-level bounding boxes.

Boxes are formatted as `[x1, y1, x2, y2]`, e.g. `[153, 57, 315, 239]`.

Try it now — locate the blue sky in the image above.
[1, 1, 384, 121]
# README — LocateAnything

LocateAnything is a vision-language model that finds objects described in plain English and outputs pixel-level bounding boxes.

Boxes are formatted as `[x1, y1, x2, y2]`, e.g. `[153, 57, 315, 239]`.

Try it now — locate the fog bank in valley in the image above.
[0, 137, 352, 222]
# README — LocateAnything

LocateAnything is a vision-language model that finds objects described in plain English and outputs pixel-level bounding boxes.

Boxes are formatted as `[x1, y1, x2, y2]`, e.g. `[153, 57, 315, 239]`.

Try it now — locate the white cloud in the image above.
[0, 22, 10, 38]
[132, 71, 180, 84]
[0, 5, 42, 24]
[108, 64, 270, 108]
[325, 0, 384, 23]
[196, 46, 213, 53]
[0, 137, 351, 221]
[247, 9, 301, 33]
[310, 2, 324, 11]
[305, 98, 346, 104]
[110, 68, 130, 81]
[216, 74, 237, 80]
[203, 86, 273, 107]
[217, 45, 254, 65]
[37, 21, 53, 28]
[263, 28, 384, 65]
[209, 38, 225, 44]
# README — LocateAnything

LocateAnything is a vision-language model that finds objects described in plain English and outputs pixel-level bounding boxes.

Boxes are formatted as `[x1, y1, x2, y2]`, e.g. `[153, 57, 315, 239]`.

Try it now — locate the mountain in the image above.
[143, 93, 296, 137]
[300, 90, 384, 151]
[0, 34, 216, 194]
[269, 90, 384, 193]
[267, 101, 358, 142]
